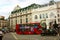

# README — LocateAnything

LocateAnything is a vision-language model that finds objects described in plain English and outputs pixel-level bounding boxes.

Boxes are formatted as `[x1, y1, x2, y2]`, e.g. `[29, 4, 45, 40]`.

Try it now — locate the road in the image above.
[2, 32, 16, 40]
[2, 32, 60, 40]
[12, 32, 60, 40]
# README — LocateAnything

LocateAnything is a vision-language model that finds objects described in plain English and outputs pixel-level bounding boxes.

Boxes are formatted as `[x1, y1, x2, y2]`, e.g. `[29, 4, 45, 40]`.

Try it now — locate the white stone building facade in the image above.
[9, 1, 60, 29]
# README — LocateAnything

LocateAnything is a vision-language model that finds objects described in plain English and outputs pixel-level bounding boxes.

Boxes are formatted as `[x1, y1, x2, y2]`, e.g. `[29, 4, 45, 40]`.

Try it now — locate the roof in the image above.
[11, 0, 56, 14]
[11, 3, 41, 14]
[13, 5, 21, 11]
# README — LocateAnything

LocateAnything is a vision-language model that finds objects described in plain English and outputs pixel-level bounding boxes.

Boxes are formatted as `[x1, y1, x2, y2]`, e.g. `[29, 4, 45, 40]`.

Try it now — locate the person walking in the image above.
[53, 21, 58, 30]
[53, 21, 58, 36]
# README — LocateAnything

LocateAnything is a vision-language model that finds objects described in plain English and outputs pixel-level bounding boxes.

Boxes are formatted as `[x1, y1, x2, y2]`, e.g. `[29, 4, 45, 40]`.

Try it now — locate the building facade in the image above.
[0, 16, 7, 29]
[9, 1, 60, 30]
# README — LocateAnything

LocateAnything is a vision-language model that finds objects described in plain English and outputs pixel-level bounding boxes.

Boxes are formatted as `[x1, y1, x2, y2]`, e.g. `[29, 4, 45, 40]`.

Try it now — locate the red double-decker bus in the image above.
[16, 22, 42, 35]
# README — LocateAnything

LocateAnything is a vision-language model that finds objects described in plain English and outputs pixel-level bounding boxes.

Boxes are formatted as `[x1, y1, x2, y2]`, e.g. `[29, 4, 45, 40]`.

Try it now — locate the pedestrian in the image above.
[0, 29, 3, 40]
[53, 21, 58, 36]
[53, 21, 58, 30]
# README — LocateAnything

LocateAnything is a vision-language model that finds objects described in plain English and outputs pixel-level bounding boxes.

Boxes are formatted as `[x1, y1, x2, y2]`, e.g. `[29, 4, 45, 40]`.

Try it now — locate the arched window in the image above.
[46, 13, 48, 18]
[35, 15, 38, 19]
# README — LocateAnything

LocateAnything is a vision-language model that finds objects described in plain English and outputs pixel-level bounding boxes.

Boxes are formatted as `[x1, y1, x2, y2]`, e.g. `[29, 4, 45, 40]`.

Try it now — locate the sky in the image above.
[0, 0, 60, 19]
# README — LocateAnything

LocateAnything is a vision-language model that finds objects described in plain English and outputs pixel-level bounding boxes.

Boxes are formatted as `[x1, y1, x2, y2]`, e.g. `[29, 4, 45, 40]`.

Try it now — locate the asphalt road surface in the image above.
[2, 32, 60, 40]
[12, 32, 60, 40]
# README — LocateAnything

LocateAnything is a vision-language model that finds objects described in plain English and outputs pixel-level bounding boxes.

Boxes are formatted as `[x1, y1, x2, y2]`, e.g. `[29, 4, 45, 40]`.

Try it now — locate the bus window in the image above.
[34, 24, 38, 28]
[20, 25, 25, 32]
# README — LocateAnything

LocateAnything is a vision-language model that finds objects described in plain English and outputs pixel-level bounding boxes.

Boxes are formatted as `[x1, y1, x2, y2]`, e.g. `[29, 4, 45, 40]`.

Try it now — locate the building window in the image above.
[58, 19, 60, 22]
[57, 14, 59, 17]
[40, 14, 42, 19]
[55, 16, 56, 18]
[20, 13, 22, 14]
[43, 14, 45, 18]
[49, 12, 56, 18]
[46, 13, 48, 18]
[20, 19, 22, 24]
[26, 15, 28, 17]
[11, 19, 13, 27]
[35, 15, 38, 19]
[26, 18, 28, 23]
[16, 19, 17, 24]
[20, 16, 22, 19]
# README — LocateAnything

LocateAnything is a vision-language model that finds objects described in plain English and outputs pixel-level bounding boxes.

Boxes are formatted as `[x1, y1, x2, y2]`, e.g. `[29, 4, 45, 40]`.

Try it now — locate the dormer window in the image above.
[49, 0, 55, 5]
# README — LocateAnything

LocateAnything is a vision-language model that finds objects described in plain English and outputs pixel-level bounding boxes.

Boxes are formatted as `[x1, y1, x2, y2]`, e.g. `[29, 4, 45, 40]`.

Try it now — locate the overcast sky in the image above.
[0, 0, 60, 19]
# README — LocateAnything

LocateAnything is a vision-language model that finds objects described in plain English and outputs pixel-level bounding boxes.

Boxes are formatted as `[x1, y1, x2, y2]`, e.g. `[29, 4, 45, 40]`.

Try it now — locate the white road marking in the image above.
[11, 33, 18, 40]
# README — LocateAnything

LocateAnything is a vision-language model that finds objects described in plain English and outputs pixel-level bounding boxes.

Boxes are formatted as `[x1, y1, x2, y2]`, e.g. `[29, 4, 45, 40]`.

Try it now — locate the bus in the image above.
[16, 22, 42, 35]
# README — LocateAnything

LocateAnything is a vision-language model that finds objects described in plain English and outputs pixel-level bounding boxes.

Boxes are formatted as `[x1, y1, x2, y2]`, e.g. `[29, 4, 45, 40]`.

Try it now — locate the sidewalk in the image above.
[12, 32, 60, 40]
[3, 33, 16, 40]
